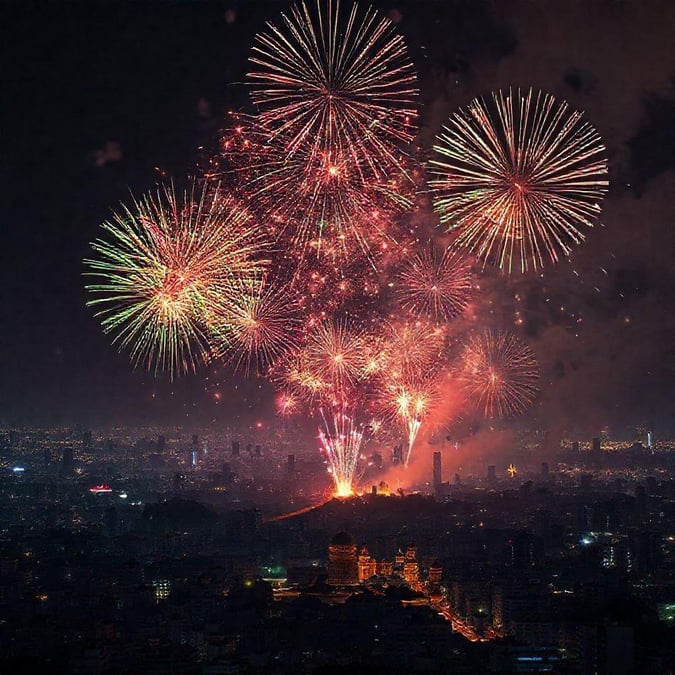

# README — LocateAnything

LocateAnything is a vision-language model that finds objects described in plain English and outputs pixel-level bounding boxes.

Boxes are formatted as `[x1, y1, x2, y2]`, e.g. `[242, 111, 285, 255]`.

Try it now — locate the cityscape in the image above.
[3, 0, 675, 673]
[1, 425, 674, 673]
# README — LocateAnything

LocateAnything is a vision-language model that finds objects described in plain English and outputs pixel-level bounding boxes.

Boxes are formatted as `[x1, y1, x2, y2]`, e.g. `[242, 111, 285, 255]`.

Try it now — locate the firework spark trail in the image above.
[319, 406, 365, 497]
[458, 329, 539, 418]
[217, 113, 418, 264]
[84, 182, 267, 379]
[396, 246, 473, 321]
[385, 379, 437, 466]
[375, 320, 446, 465]
[430, 88, 608, 273]
[274, 317, 379, 495]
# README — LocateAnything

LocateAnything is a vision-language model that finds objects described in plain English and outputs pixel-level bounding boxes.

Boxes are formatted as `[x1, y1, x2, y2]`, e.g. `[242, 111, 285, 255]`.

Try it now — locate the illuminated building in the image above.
[376, 560, 393, 577]
[152, 578, 171, 601]
[428, 560, 443, 585]
[404, 545, 419, 583]
[357, 545, 377, 581]
[328, 531, 358, 586]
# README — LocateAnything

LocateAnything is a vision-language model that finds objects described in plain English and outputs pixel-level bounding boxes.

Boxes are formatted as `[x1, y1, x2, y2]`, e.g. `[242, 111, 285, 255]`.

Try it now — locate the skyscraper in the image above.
[62, 447, 74, 475]
[487, 465, 497, 483]
[433, 451, 442, 491]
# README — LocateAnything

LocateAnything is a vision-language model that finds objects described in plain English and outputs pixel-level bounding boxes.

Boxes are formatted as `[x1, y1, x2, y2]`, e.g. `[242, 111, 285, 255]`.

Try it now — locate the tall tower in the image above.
[541, 462, 549, 480]
[433, 451, 442, 491]
[328, 532, 358, 586]
[62, 447, 74, 475]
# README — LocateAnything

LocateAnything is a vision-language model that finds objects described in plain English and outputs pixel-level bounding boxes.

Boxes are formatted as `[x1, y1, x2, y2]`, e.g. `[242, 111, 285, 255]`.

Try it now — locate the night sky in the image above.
[2, 0, 675, 434]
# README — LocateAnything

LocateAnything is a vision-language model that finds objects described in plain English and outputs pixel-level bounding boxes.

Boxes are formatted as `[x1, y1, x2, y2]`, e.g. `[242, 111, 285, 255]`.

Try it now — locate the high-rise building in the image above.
[433, 451, 442, 490]
[487, 465, 497, 483]
[231, 440, 240, 457]
[572, 440, 580, 453]
[62, 447, 74, 475]
[254, 444, 261, 457]
[592, 437, 601, 453]
[392, 444, 403, 465]
[327, 532, 358, 586]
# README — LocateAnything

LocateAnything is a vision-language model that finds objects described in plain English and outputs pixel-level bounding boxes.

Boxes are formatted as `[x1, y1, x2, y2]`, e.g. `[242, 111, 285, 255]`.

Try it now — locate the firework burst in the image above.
[210, 275, 301, 376]
[245, 0, 419, 260]
[430, 88, 608, 273]
[248, 0, 417, 173]
[302, 317, 369, 395]
[396, 245, 473, 321]
[457, 329, 539, 418]
[381, 319, 446, 383]
[84, 182, 267, 379]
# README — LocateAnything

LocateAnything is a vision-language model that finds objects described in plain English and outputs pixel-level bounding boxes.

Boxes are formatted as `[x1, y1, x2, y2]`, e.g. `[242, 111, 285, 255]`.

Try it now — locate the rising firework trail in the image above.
[84, 182, 266, 379]
[430, 88, 608, 273]
[458, 329, 539, 418]
[385, 379, 437, 466]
